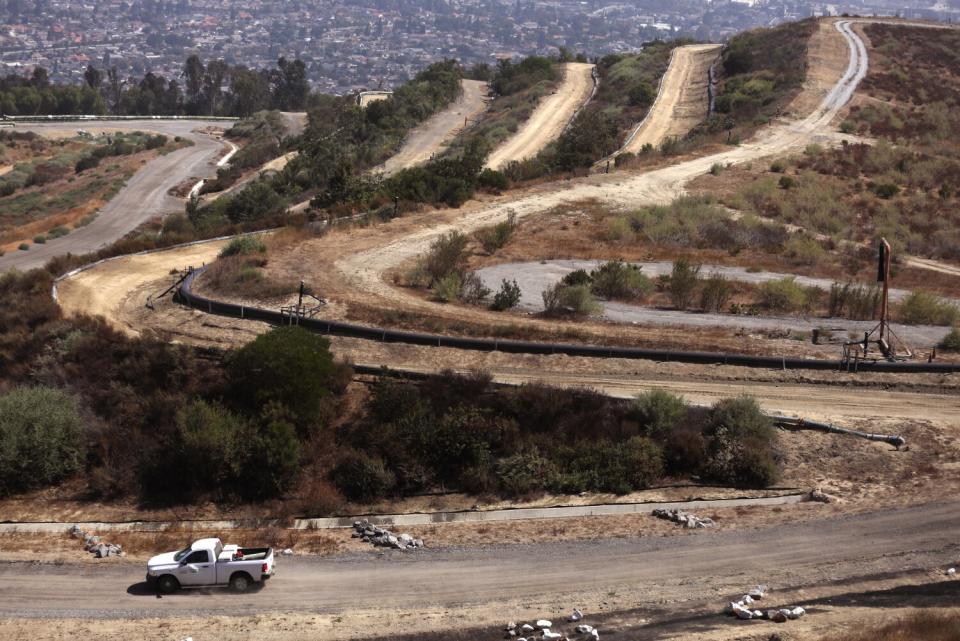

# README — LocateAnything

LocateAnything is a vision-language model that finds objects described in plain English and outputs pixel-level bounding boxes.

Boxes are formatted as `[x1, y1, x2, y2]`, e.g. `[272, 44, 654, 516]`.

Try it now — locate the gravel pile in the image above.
[504, 610, 599, 640]
[69, 524, 124, 558]
[723, 585, 806, 622]
[351, 520, 423, 550]
[652, 508, 715, 528]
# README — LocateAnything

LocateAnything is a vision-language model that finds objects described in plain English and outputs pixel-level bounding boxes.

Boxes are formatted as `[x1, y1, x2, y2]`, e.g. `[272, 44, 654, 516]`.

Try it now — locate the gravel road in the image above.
[0, 119, 234, 273]
[2, 501, 957, 619]
[476, 260, 953, 346]
[485, 62, 595, 169]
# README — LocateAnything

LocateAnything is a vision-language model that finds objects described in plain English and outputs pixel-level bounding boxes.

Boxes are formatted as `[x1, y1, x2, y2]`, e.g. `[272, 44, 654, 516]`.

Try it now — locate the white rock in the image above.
[741, 595, 754, 605]
[748, 584, 768, 599]
[790, 606, 806, 619]
[575, 624, 594, 633]
[569, 608, 583, 621]
[399, 533, 413, 543]
[536, 620, 552, 629]
[752, 610, 763, 619]
[948, 567, 957, 576]
[542, 631, 561, 640]
[281, 548, 293, 556]
[589, 631, 600, 641]
[732, 603, 754, 620]
[521, 624, 535, 633]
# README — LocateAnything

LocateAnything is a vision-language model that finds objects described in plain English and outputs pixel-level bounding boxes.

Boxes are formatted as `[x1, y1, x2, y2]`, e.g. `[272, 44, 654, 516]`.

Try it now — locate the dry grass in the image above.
[817, 610, 960, 641]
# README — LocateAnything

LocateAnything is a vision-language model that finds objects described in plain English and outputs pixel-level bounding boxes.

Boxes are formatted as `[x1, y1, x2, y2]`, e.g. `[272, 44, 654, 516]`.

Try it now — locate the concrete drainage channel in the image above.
[0, 492, 805, 535]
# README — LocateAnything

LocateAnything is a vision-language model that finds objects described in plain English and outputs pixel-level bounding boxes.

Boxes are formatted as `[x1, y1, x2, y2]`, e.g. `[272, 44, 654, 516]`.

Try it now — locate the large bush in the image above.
[898, 290, 960, 326]
[228, 326, 340, 430]
[704, 396, 779, 488]
[0, 386, 85, 496]
[589, 260, 654, 301]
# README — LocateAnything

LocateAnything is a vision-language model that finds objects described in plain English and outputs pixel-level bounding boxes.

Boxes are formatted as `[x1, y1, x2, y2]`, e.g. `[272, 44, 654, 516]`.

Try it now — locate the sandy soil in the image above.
[485, 62, 595, 169]
[378, 79, 488, 176]
[620, 44, 722, 155]
[358, 92, 391, 108]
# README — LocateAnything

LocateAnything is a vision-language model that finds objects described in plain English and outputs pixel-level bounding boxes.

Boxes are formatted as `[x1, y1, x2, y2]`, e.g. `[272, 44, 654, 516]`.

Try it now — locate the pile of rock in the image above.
[351, 520, 423, 550]
[69, 525, 123, 558]
[724, 585, 806, 623]
[652, 508, 715, 529]
[504, 611, 599, 640]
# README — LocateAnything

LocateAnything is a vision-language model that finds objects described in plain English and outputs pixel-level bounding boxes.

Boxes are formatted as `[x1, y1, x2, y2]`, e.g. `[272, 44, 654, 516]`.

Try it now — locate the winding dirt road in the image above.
[618, 43, 722, 155]
[484, 62, 595, 169]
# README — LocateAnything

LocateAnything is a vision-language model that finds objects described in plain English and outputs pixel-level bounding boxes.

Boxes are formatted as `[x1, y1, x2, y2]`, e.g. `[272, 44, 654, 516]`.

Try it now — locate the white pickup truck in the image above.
[146, 537, 275, 593]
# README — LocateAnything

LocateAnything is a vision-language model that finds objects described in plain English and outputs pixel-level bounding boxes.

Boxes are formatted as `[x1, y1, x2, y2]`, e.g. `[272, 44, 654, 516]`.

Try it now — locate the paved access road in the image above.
[0, 119, 234, 273]
[1, 501, 957, 619]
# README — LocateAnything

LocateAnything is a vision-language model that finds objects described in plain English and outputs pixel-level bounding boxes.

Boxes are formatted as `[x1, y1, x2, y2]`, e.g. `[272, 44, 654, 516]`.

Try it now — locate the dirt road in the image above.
[0, 119, 234, 273]
[619, 44, 722, 155]
[2, 501, 958, 626]
[378, 79, 488, 176]
[484, 62, 595, 169]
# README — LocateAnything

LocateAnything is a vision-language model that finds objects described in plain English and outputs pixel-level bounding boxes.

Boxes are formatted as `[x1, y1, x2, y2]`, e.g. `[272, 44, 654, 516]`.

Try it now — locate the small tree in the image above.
[669, 258, 701, 310]
[491, 279, 522, 311]
[424, 231, 470, 284]
[704, 396, 779, 488]
[589, 260, 654, 301]
[474, 213, 517, 254]
[459, 271, 491, 304]
[542, 283, 601, 316]
[332, 451, 396, 502]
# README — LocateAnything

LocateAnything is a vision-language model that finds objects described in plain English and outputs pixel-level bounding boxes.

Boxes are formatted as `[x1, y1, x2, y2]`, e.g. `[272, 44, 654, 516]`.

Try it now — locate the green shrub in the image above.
[710, 163, 724, 176]
[700, 273, 733, 313]
[17, 243, 29, 251]
[491, 279, 522, 311]
[778, 175, 797, 189]
[47, 226, 69, 239]
[424, 231, 470, 284]
[561, 269, 593, 287]
[33, 234, 46, 244]
[829, 282, 880, 319]
[477, 168, 509, 192]
[898, 290, 960, 326]
[873, 182, 900, 199]
[542, 283, 601, 316]
[0, 386, 86, 496]
[633, 389, 687, 439]
[939, 327, 960, 351]
[668, 258, 701, 310]
[770, 160, 786, 173]
[474, 213, 517, 254]
[784, 234, 826, 265]
[589, 260, 653, 301]
[432, 273, 462, 302]
[228, 326, 339, 430]
[704, 396, 779, 488]
[171, 400, 248, 491]
[560, 437, 664, 494]
[74, 155, 101, 173]
[495, 450, 555, 497]
[459, 271, 491, 304]
[759, 277, 806, 312]
[332, 451, 396, 502]
[219, 236, 267, 258]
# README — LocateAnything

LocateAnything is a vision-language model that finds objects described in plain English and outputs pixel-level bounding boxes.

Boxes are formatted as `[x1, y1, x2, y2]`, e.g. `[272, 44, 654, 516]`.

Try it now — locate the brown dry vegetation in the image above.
[0, 131, 182, 252]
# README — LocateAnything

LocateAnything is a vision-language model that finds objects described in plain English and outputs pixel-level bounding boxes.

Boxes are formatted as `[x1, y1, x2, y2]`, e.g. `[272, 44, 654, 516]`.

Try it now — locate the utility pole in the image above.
[877, 237, 891, 348]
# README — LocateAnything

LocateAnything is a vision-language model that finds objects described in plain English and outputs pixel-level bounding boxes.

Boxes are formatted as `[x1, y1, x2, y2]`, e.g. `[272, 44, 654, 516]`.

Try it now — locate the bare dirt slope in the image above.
[484, 62, 595, 169]
[0, 119, 234, 273]
[619, 44, 722, 154]
[378, 79, 488, 176]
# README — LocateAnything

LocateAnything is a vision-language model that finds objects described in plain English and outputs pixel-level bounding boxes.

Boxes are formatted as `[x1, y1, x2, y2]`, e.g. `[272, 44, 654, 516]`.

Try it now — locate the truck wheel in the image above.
[157, 575, 179, 594]
[229, 572, 252, 593]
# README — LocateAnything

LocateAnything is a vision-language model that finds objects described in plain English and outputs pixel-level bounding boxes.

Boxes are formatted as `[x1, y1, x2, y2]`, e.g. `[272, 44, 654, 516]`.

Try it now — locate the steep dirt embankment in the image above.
[619, 43, 722, 154]
[378, 79, 489, 176]
[484, 62, 595, 169]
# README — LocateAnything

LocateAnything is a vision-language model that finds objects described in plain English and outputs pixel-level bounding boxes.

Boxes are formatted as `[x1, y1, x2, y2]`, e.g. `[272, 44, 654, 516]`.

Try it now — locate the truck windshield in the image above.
[173, 546, 192, 562]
